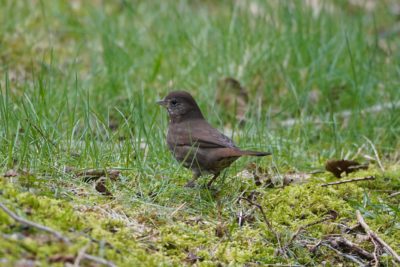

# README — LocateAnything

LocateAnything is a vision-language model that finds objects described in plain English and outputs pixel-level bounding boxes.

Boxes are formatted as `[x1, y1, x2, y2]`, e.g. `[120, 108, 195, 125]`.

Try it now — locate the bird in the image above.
[157, 91, 271, 188]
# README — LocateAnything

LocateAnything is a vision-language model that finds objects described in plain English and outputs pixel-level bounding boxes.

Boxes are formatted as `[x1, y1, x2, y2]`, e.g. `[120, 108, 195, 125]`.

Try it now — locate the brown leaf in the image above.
[282, 172, 311, 186]
[325, 159, 369, 178]
[239, 163, 272, 187]
[74, 169, 120, 182]
[4, 169, 19, 177]
[94, 177, 113, 196]
[216, 77, 249, 125]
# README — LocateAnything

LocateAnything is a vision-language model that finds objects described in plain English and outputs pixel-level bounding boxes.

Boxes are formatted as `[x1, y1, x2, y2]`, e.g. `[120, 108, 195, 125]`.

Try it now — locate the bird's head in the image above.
[157, 91, 204, 122]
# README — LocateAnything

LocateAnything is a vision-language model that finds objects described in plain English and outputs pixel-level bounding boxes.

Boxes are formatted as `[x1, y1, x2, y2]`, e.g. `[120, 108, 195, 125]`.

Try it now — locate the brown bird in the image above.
[157, 91, 271, 188]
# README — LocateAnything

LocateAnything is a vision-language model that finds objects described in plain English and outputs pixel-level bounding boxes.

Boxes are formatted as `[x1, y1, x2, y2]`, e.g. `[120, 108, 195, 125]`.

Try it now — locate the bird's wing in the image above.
[168, 120, 236, 148]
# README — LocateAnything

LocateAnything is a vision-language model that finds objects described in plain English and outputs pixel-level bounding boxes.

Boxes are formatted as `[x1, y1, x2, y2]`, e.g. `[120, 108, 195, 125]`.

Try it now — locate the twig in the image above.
[74, 242, 90, 267]
[82, 253, 116, 267]
[388, 191, 400, 198]
[371, 236, 380, 267]
[0, 202, 70, 243]
[321, 176, 375, 187]
[309, 239, 323, 253]
[283, 210, 338, 253]
[323, 243, 365, 265]
[326, 236, 374, 260]
[239, 197, 274, 232]
[356, 210, 400, 264]
[239, 197, 282, 252]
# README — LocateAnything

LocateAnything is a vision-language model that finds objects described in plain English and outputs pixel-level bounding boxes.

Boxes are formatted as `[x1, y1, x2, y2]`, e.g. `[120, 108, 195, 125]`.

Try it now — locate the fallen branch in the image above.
[321, 176, 375, 187]
[239, 197, 282, 252]
[0, 202, 70, 244]
[356, 210, 400, 264]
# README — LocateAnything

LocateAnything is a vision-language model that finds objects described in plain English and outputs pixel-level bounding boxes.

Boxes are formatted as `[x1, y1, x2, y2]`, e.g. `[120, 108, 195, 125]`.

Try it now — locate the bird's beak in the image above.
[157, 100, 168, 106]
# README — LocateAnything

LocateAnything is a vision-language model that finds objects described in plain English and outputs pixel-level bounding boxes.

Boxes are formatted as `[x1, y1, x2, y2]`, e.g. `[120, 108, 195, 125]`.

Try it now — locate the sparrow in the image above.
[157, 91, 270, 188]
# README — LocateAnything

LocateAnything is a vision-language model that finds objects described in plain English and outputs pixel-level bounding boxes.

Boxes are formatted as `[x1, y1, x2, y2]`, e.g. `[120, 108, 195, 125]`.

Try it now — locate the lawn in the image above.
[0, 0, 399, 266]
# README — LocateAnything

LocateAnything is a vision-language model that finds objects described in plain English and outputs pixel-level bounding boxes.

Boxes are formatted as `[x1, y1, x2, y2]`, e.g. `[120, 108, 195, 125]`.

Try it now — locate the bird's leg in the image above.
[185, 172, 200, 188]
[206, 172, 220, 188]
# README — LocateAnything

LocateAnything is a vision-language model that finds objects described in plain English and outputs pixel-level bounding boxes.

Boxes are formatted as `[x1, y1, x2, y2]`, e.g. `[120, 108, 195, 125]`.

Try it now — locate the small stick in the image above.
[283, 211, 338, 252]
[326, 236, 374, 260]
[74, 242, 90, 267]
[0, 202, 70, 244]
[239, 197, 282, 252]
[388, 191, 400, 198]
[356, 210, 400, 264]
[82, 253, 117, 267]
[239, 197, 274, 232]
[323, 243, 365, 265]
[371, 237, 380, 267]
[321, 176, 375, 187]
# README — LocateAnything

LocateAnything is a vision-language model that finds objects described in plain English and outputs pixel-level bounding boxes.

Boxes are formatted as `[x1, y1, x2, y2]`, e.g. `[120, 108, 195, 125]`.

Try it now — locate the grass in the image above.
[0, 0, 399, 266]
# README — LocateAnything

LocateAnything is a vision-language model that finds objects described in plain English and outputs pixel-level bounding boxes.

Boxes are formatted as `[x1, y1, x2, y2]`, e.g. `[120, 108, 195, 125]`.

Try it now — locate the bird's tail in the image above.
[240, 150, 271, 157]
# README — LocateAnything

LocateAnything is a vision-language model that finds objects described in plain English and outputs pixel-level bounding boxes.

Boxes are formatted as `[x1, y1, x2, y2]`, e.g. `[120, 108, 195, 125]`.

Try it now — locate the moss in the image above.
[0, 179, 173, 266]
[1, 166, 399, 265]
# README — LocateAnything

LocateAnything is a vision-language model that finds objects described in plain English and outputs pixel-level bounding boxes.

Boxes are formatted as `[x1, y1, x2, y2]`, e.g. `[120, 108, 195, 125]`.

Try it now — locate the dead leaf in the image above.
[282, 172, 311, 186]
[216, 77, 249, 125]
[73, 168, 120, 181]
[4, 169, 19, 177]
[325, 159, 368, 178]
[239, 163, 272, 187]
[94, 177, 113, 196]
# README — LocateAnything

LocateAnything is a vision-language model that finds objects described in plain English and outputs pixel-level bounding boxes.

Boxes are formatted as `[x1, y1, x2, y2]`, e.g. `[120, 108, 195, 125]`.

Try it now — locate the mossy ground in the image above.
[1, 165, 399, 266]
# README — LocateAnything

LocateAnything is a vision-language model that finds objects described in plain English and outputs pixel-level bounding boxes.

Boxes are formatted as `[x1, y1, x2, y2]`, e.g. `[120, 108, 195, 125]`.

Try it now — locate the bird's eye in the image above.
[171, 99, 178, 106]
